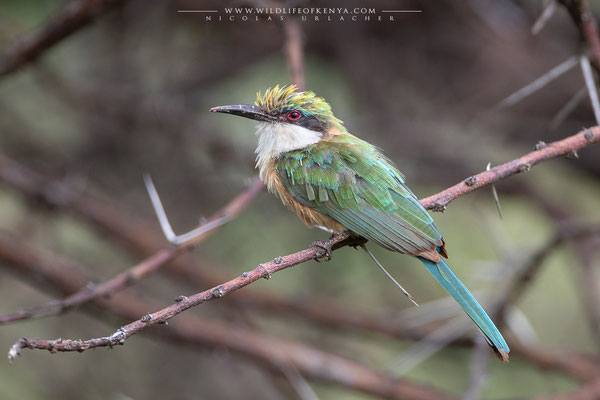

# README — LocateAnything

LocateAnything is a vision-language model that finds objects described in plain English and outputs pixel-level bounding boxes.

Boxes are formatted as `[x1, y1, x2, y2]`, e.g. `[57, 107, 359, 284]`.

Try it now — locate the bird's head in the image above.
[211, 85, 347, 160]
[211, 84, 344, 133]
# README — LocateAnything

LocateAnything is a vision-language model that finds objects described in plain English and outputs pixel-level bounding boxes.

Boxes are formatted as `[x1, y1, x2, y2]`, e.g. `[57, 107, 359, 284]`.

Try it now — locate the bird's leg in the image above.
[310, 230, 351, 262]
[311, 238, 333, 261]
[143, 174, 230, 246]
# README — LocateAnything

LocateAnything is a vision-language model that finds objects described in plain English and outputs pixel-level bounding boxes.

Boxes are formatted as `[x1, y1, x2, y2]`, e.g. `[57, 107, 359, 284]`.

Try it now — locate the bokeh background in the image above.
[1, 0, 600, 399]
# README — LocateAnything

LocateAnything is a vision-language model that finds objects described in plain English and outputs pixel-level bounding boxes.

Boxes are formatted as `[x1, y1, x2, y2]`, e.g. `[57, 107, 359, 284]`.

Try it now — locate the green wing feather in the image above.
[275, 135, 443, 255]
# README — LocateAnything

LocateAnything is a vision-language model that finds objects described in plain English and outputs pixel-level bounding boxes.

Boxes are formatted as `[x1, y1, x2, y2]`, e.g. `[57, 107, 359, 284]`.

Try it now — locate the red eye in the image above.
[287, 110, 301, 120]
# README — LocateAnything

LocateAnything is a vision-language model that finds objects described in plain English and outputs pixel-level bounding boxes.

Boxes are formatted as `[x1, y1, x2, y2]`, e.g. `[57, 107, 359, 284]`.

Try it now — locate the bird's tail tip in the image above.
[493, 346, 510, 363]
[420, 256, 510, 362]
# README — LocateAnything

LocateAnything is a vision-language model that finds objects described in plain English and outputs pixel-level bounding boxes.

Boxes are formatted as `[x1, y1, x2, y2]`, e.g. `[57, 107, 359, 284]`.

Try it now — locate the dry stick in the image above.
[4, 126, 599, 326]
[6, 231, 364, 360]
[497, 55, 579, 109]
[550, 87, 587, 129]
[0, 178, 264, 324]
[0, 152, 184, 255]
[493, 223, 600, 325]
[0, 151, 576, 361]
[0, 0, 128, 78]
[461, 336, 490, 400]
[536, 377, 600, 400]
[0, 237, 448, 400]
[560, 0, 600, 73]
[1, 232, 597, 388]
[277, 13, 318, 398]
[0, 197, 598, 380]
[386, 222, 600, 381]
[7, 125, 600, 361]
[283, 18, 305, 90]
[532, 0, 557, 35]
[575, 239, 600, 344]
[420, 126, 600, 211]
[0, 152, 423, 333]
[491, 223, 600, 384]
[580, 55, 600, 125]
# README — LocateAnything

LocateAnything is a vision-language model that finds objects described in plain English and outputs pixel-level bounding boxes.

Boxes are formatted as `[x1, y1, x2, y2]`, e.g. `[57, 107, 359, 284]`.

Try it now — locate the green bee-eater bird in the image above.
[211, 85, 509, 361]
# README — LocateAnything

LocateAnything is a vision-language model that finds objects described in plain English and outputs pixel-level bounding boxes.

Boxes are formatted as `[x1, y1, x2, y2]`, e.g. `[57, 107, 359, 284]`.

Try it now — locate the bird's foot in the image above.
[311, 231, 354, 262]
[311, 239, 333, 262]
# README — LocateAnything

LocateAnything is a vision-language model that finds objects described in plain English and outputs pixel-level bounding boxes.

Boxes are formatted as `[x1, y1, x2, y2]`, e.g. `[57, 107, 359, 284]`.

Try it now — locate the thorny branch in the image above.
[461, 336, 490, 400]
[0, 155, 591, 376]
[0, 236, 448, 400]
[0, 178, 264, 324]
[560, 0, 600, 73]
[421, 126, 599, 211]
[1, 221, 598, 383]
[4, 125, 596, 329]
[539, 377, 600, 400]
[493, 222, 600, 324]
[7, 231, 365, 360]
[284, 18, 305, 91]
[6, 125, 600, 361]
[575, 239, 600, 343]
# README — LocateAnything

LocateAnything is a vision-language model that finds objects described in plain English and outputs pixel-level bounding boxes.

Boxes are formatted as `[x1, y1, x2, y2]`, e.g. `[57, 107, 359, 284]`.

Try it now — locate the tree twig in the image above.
[536, 377, 600, 400]
[7, 231, 366, 357]
[0, 0, 127, 78]
[493, 222, 600, 324]
[560, 0, 600, 72]
[5, 124, 600, 366]
[283, 17, 305, 90]
[420, 126, 600, 211]
[575, 238, 600, 344]
[461, 336, 490, 400]
[0, 236, 449, 400]
[580, 55, 600, 125]
[0, 178, 263, 324]
[1, 229, 598, 384]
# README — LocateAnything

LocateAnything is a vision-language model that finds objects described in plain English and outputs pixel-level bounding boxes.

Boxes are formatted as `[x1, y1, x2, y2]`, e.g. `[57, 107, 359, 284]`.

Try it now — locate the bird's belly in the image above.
[285, 196, 346, 232]
[261, 160, 346, 232]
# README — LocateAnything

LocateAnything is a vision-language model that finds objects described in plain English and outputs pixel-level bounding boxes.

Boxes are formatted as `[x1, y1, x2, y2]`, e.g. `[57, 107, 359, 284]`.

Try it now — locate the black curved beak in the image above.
[210, 104, 274, 122]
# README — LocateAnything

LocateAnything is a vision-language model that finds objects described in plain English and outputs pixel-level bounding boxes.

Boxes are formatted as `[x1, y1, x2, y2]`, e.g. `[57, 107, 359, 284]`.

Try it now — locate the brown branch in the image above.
[7, 231, 366, 357]
[420, 126, 600, 211]
[493, 222, 600, 325]
[1, 219, 599, 385]
[560, 0, 600, 72]
[284, 18, 305, 90]
[0, 178, 264, 324]
[0, 152, 171, 254]
[575, 238, 600, 343]
[461, 336, 490, 400]
[0, 124, 596, 299]
[535, 377, 600, 400]
[0, 163, 587, 380]
[3, 234, 599, 389]
[0, 236, 448, 400]
[511, 342, 600, 383]
[2, 125, 600, 357]
[0, 153, 399, 334]
[0, 0, 127, 78]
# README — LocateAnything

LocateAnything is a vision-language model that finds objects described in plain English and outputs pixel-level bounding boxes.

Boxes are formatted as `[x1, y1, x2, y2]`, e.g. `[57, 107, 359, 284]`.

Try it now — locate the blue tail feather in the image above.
[419, 256, 510, 361]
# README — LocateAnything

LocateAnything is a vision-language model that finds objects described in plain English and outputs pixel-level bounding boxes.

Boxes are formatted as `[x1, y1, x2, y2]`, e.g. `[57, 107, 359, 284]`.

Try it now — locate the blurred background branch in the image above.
[1, 0, 600, 399]
[0, 0, 127, 77]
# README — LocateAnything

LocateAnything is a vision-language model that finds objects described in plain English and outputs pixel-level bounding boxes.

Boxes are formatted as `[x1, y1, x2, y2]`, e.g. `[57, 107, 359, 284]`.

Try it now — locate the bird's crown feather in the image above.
[255, 84, 344, 130]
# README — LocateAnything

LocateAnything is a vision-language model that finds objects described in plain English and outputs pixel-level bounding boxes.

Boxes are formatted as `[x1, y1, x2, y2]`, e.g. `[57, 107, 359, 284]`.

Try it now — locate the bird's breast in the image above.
[259, 157, 346, 232]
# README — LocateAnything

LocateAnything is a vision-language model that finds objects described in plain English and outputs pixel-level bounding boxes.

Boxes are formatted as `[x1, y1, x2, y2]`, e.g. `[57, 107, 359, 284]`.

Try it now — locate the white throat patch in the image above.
[254, 122, 322, 177]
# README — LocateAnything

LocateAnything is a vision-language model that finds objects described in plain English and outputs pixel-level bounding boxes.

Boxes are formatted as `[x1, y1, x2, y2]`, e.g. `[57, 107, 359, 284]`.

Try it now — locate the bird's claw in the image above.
[311, 240, 333, 261]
